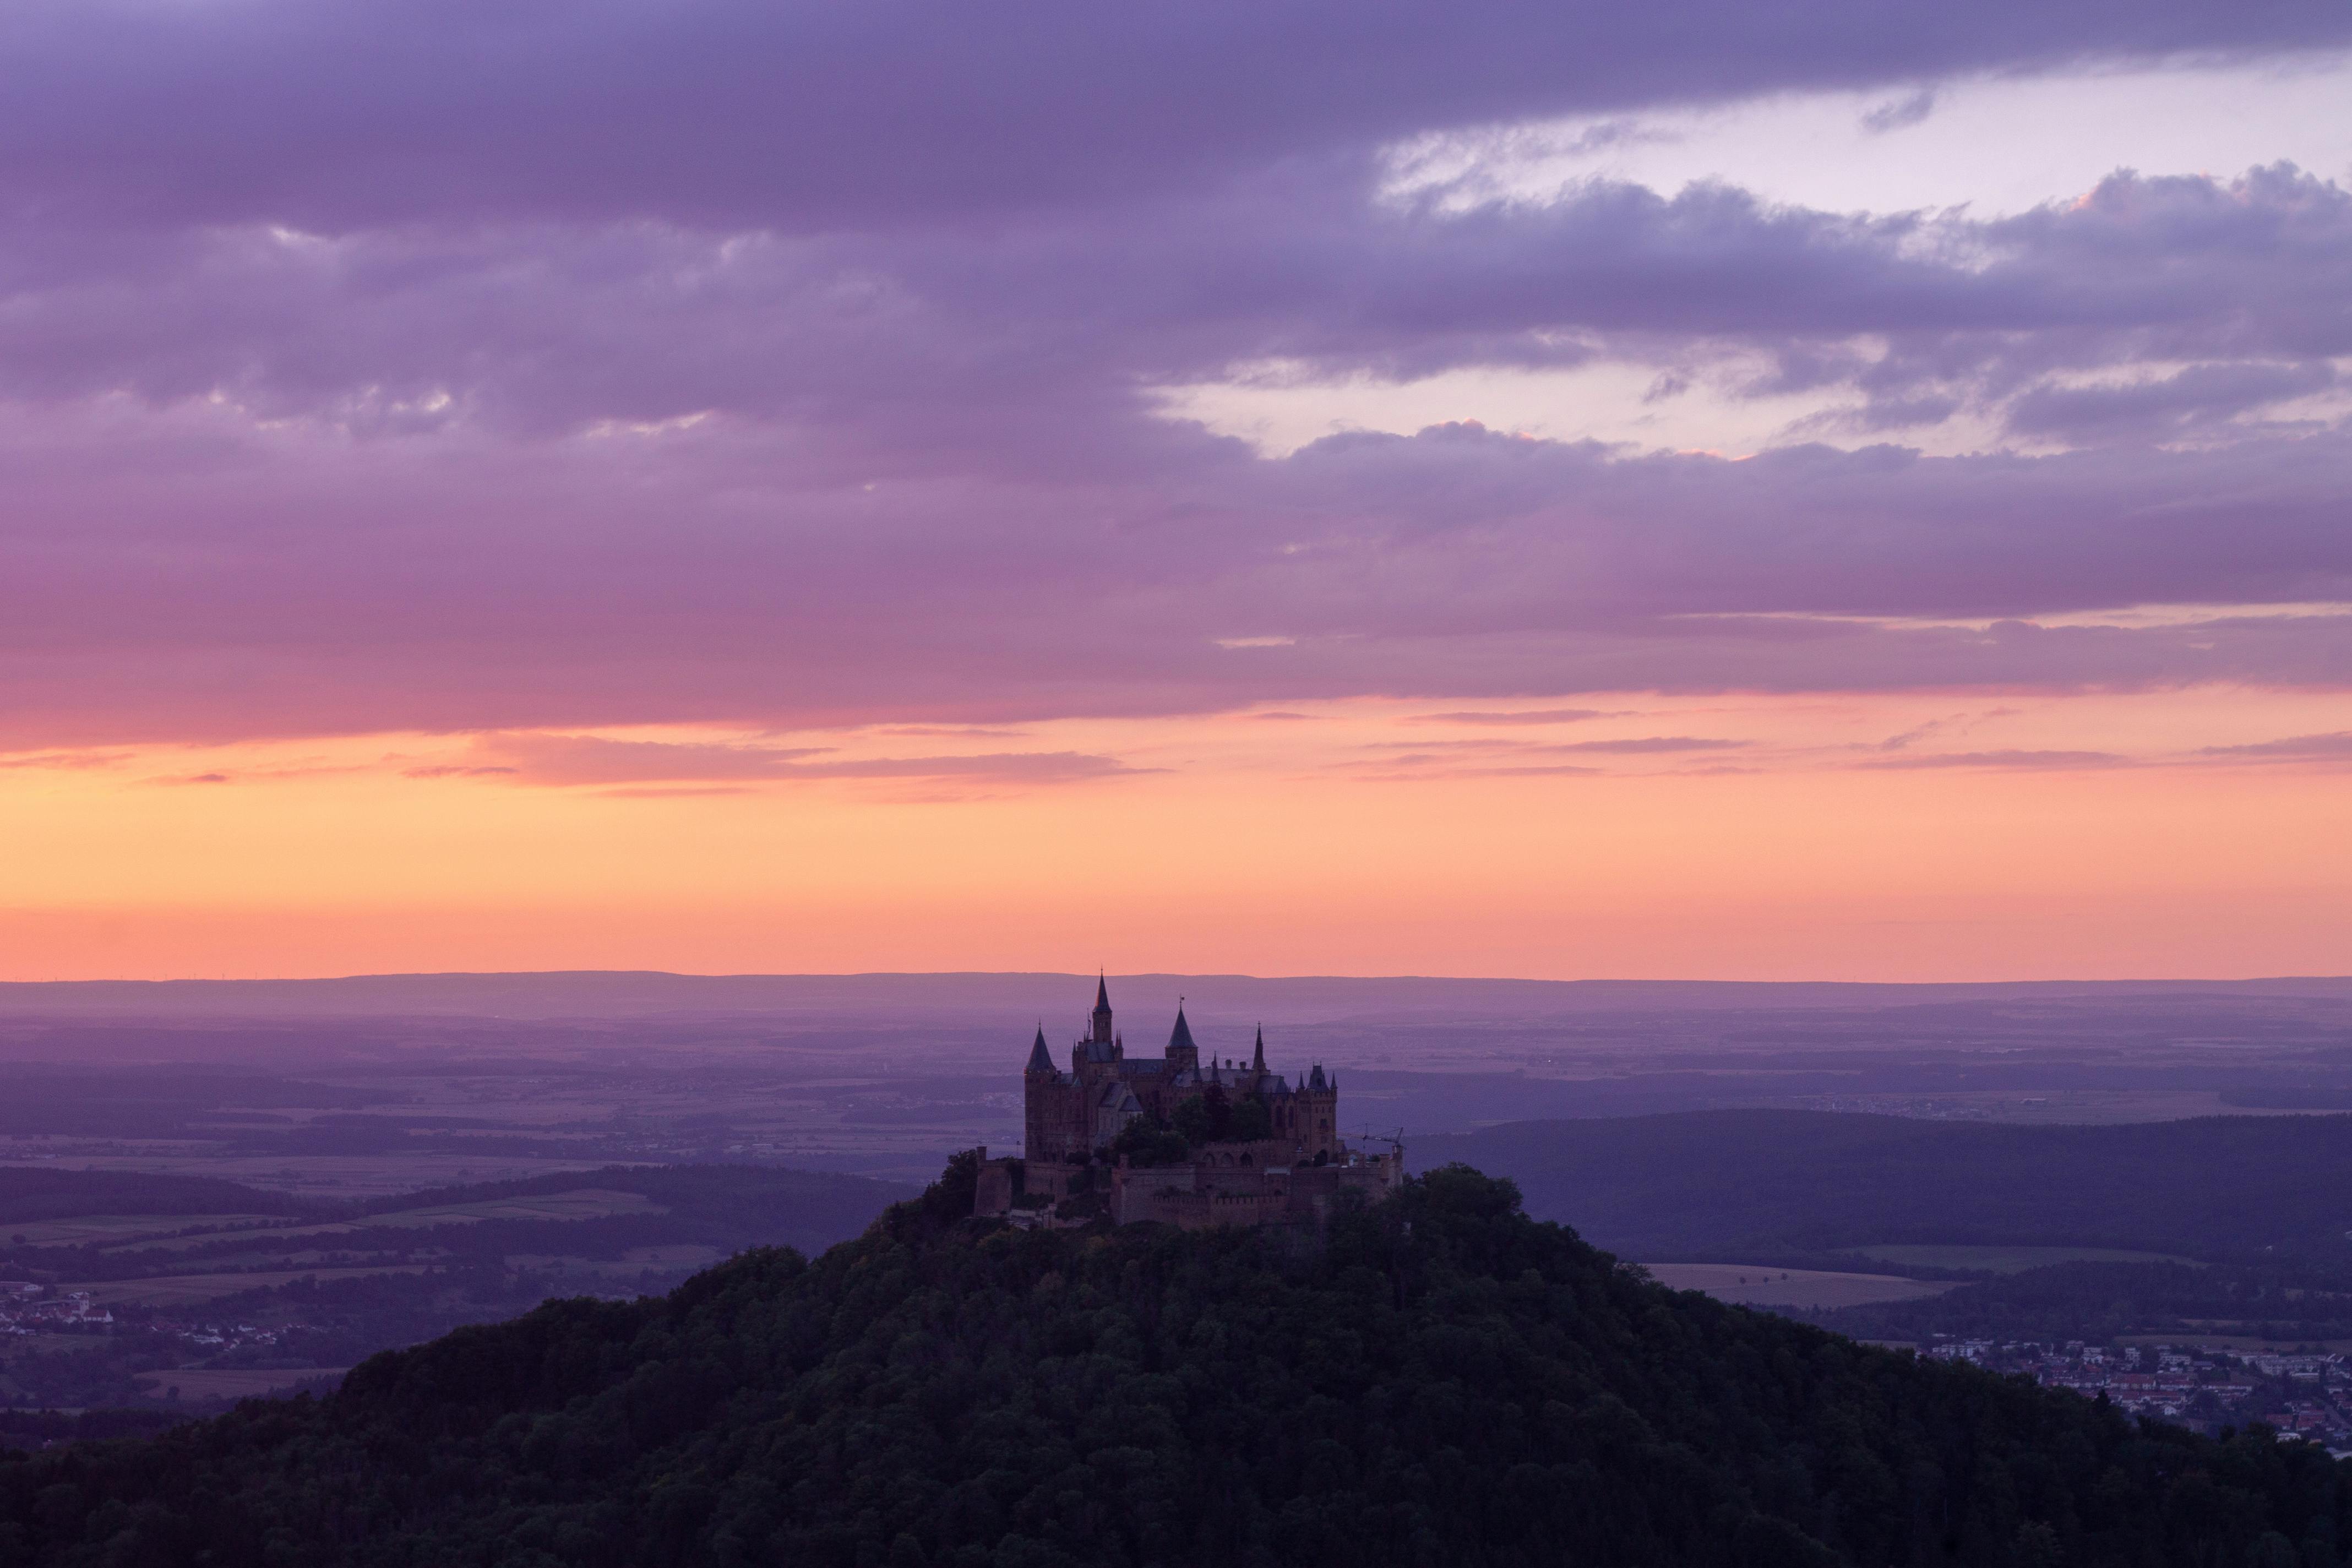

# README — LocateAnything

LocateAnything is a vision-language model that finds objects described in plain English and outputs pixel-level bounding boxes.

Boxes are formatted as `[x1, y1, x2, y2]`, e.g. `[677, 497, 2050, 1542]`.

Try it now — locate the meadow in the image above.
[1642, 1263, 1954, 1309]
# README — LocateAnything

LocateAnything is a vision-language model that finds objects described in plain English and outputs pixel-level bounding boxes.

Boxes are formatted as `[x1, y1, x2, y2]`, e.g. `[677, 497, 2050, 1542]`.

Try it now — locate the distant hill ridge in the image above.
[1416, 1109, 2352, 1263]
[3, 969, 2348, 1019]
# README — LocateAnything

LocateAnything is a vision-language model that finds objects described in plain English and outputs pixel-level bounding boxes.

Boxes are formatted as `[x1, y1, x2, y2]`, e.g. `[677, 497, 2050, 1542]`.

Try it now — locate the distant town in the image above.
[1923, 1339, 2352, 1450]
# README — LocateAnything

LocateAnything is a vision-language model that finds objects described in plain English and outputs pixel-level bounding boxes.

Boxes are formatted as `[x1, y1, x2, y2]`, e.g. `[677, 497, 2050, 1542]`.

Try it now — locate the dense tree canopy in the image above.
[0, 1164, 2344, 1566]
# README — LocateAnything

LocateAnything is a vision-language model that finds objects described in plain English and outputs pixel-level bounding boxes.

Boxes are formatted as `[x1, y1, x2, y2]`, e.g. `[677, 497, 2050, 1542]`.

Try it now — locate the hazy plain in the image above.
[1, 972, 2346, 1191]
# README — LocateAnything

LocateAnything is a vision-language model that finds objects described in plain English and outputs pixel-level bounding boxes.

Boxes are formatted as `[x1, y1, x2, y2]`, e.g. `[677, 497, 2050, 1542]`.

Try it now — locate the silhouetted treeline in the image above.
[1417, 1110, 2352, 1260]
[1, 1164, 2346, 1565]
[0, 1407, 185, 1451]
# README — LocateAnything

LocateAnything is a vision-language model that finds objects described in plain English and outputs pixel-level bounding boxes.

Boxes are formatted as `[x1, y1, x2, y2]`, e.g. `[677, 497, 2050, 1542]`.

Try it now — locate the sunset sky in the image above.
[5, 3, 2351, 981]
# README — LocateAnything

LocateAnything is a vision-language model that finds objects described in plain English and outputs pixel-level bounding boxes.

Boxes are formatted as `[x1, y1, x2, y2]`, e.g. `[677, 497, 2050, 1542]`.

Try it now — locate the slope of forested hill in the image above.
[0, 1161, 2344, 1566]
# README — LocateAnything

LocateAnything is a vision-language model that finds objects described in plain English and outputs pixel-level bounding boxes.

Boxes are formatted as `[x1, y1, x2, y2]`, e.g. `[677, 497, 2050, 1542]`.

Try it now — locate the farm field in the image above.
[3, 1215, 289, 1249]
[0, 1154, 645, 1202]
[133, 1368, 350, 1401]
[104, 1188, 667, 1253]
[1642, 1264, 1956, 1309]
[1848, 1244, 2207, 1273]
[73, 1265, 437, 1307]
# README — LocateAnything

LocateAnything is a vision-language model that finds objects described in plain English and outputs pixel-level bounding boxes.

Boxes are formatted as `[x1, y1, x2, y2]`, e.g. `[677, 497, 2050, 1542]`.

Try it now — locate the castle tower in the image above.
[1166, 1003, 1200, 1077]
[1301, 1063, 1339, 1158]
[1022, 1024, 1066, 1162]
[1089, 973, 1114, 1046]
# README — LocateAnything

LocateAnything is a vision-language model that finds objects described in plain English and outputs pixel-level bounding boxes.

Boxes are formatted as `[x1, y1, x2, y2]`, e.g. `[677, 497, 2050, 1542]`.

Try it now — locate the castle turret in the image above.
[1024, 1022, 1081, 1161]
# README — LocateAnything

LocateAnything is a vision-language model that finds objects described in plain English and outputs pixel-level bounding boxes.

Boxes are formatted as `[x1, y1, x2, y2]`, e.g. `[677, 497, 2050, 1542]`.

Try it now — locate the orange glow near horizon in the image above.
[3, 684, 2348, 984]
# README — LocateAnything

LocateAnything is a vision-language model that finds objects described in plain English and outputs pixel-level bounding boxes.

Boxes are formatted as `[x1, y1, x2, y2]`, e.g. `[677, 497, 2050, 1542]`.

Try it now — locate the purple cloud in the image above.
[7, 414, 2352, 747]
[7, 165, 2347, 451]
[2007, 360, 2338, 440]
[0, 2, 2337, 233]
[2197, 732, 2352, 760]
[1860, 89, 1938, 134]
[0, 9, 2345, 751]
[1408, 709, 1622, 726]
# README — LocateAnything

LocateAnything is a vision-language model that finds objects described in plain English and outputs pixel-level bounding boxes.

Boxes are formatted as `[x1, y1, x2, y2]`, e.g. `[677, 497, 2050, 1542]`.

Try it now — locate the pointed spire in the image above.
[1026, 1024, 1053, 1074]
[1251, 1026, 1266, 1074]
[1168, 1004, 1196, 1055]
[1089, 972, 1114, 1046]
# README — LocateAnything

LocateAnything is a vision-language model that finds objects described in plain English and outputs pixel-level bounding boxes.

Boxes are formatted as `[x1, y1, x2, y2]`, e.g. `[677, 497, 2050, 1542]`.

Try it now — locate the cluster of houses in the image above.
[0, 1284, 113, 1331]
[144, 1317, 290, 1353]
[1923, 1339, 2352, 1448]
[0, 1283, 290, 1354]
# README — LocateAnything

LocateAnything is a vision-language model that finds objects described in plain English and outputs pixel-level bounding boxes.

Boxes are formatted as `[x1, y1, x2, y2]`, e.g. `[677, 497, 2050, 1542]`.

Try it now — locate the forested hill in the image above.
[1413, 1110, 2352, 1261]
[2, 1166, 2346, 1566]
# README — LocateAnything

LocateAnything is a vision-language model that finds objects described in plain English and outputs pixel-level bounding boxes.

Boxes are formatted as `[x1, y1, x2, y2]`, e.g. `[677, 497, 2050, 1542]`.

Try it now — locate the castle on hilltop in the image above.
[972, 977, 1401, 1231]
[1022, 976, 1343, 1163]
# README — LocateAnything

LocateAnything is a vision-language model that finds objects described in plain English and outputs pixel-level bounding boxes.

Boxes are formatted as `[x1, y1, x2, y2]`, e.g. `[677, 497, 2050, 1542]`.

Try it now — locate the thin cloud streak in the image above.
[455, 733, 1145, 788]
[1857, 750, 2134, 771]
[1408, 709, 1624, 726]
[2197, 731, 2352, 760]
